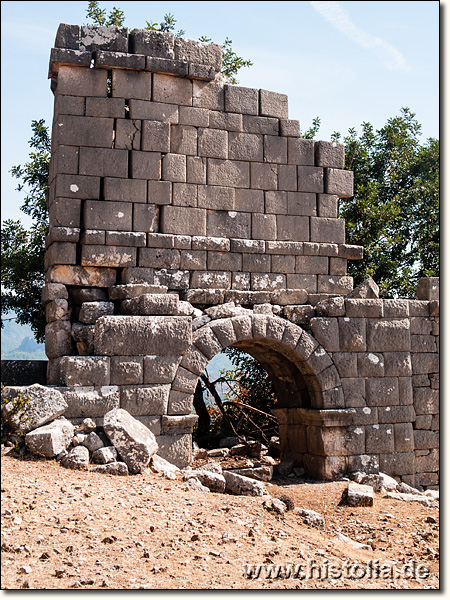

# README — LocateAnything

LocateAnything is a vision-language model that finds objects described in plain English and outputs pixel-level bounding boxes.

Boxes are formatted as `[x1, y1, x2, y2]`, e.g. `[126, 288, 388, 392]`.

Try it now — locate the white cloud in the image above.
[310, 1, 410, 72]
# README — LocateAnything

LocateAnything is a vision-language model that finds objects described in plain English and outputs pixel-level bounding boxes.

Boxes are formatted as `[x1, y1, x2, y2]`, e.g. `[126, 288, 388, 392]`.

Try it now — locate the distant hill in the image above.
[1, 315, 46, 360]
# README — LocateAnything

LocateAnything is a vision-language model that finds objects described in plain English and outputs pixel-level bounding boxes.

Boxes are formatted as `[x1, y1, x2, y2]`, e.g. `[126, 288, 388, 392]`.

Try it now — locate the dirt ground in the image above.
[1, 449, 439, 590]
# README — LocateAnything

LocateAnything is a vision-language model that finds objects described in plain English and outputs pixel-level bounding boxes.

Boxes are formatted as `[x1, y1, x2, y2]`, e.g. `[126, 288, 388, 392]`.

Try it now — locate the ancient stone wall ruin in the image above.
[43, 24, 439, 487]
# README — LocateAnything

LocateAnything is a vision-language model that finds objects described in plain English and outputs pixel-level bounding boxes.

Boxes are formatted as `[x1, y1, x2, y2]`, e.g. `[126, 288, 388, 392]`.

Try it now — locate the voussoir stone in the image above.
[102, 408, 158, 474]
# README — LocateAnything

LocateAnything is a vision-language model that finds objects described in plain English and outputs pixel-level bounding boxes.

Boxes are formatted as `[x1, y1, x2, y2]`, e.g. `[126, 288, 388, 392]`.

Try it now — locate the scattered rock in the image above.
[350, 471, 397, 492]
[193, 447, 208, 459]
[397, 482, 423, 495]
[181, 477, 210, 492]
[90, 462, 129, 476]
[275, 460, 295, 477]
[277, 494, 295, 511]
[184, 470, 226, 493]
[384, 492, 436, 506]
[61, 445, 89, 471]
[425, 490, 439, 501]
[71, 433, 88, 447]
[82, 431, 105, 453]
[91, 446, 118, 464]
[25, 418, 74, 458]
[78, 418, 97, 433]
[223, 471, 267, 497]
[334, 532, 373, 552]
[341, 482, 374, 507]
[294, 508, 325, 529]
[229, 466, 273, 482]
[1, 384, 68, 433]
[102, 408, 158, 474]
[207, 448, 229, 458]
[151, 454, 180, 479]
[195, 461, 223, 474]
[263, 498, 286, 515]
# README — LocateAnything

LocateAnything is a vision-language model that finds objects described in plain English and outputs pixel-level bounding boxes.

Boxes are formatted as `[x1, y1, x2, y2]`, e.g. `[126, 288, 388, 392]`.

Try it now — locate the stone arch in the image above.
[169, 310, 353, 478]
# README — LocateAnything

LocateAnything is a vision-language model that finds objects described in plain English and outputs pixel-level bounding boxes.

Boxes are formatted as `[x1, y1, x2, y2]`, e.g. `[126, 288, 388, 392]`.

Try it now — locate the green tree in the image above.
[332, 107, 439, 297]
[85, 1, 125, 26]
[1, 120, 50, 342]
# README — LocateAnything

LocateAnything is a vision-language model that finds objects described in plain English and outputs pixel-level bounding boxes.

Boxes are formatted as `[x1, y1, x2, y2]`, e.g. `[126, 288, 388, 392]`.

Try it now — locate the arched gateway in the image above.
[43, 24, 439, 487]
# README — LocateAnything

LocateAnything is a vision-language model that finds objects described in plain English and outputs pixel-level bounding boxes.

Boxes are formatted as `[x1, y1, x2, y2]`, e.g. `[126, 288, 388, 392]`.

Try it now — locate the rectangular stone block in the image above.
[129, 99, 179, 122]
[62, 386, 120, 419]
[206, 210, 251, 239]
[251, 273, 286, 291]
[250, 162, 278, 190]
[366, 377, 399, 407]
[81, 245, 137, 268]
[295, 255, 329, 275]
[413, 387, 439, 414]
[161, 206, 206, 236]
[378, 406, 415, 426]
[288, 138, 315, 166]
[329, 258, 347, 275]
[103, 177, 146, 203]
[379, 452, 416, 476]
[129, 151, 161, 180]
[48, 265, 117, 288]
[95, 315, 192, 356]
[207, 159, 250, 188]
[198, 185, 234, 210]
[279, 119, 300, 137]
[180, 250, 207, 270]
[141, 120, 170, 153]
[208, 252, 242, 271]
[56, 115, 113, 148]
[242, 254, 271, 273]
[197, 127, 228, 159]
[413, 430, 439, 450]
[365, 424, 395, 454]
[79, 147, 128, 178]
[186, 156, 206, 184]
[315, 141, 345, 168]
[55, 174, 100, 200]
[79, 25, 128, 52]
[278, 165, 298, 192]
[49, 198, 82, 228]
[265, 191, 287, 214]
[225, 85, 258, 115]
[95, 50, 145, 70]
[310, 217, 345, 244]
[325, 168, 354, 197]
[143, 355, 180, 384]
[317, 194, 338, 218]
[50, 146, 79, 181]
[179, 106, 209, 127]
[416, 277, 439, 301]
[139, 248, 181, 269]
[192, 80, 224, 110]
[318, 275, 353, 294]
[105, 231, 146, 247]
[228, 132, 263, 162]
[130, 29, 174, 58]
[134, 204, 158, 233]
[298, 166, 324, 193]
[367, 318, 411, 352]
[341, 378, 366, 407]
[260, 89, 288, 119]
[120, 384, 170, 416]
[191, 271, 232, 289]
[252, 213, 277, 240]
[45, 242, 77, 267]
[84, 200, 132, 231]
[60, 356, 110, 387]
[55, 66, 108, 97]
[115, 119, 141, 150]
[234, 189, 264, 213]
[242, 115, 278, 135]
[153, 73, 192, 106]
[192, 236, 230, 252]
[170, 125, 198, 155]
[54, 95, 85, 120]
[286, 274, 317, 292]
[45, 320, 75, 359]
[172, 183, 198, 208]
[277, 215, 309, 242]
[85, 97, 125, 119]
[112, 69, 151, 100]
[338, 317, 366, 352]
[264, 135, 287, 163]
[162, 153, 186, 182]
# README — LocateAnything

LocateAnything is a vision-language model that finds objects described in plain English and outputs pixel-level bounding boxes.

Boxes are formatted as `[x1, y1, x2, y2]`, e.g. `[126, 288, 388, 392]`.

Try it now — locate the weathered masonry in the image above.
[43, 24, 439, 487]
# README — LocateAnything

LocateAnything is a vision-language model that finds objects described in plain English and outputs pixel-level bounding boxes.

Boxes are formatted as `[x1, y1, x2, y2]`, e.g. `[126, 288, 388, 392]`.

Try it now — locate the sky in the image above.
[1, 0, 440, 225]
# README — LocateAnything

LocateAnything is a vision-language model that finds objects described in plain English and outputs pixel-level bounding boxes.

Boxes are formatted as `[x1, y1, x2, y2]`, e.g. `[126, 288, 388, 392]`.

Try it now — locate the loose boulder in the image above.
[25, 417, 74, 457]
[341, 482, 374, 507]
[184, 470, 226, 493]
[223, 471, 267, 497]
[90, 462, 129, 476]
[102, 408, 158, 474]
[2, 384, 67, 433]
[61, 445, 90, 470]
[294, 508, 325, 529]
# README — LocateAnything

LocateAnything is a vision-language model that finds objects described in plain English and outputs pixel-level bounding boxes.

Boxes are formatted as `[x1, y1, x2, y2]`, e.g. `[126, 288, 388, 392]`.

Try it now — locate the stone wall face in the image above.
[43, 24, 439, 485]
